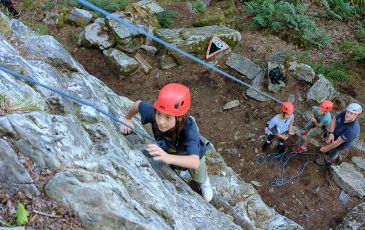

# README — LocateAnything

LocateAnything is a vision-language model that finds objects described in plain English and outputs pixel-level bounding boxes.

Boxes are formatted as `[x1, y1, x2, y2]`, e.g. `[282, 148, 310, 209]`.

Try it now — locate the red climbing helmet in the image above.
[281, 101, 294, 114]
[319, 100, 333, 112]
[154, 83, 191, 116]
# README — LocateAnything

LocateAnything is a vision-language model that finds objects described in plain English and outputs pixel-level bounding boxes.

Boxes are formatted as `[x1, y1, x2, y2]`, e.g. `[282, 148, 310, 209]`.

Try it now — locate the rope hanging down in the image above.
[0, 66, 157, 143]
[76, 0, 306, 118]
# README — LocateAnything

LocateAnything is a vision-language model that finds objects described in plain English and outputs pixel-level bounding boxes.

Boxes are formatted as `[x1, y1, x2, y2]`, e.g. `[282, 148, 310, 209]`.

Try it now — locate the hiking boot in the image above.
[277, 145, 285, 154]
[200, 177, 213, 202]
[179, 170, 191, 182]
[294, 145, 307, 154]
[261, 142, 270, 152]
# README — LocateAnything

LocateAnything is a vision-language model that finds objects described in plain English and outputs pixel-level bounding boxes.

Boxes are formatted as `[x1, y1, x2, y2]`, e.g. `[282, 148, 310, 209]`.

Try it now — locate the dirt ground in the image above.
[8, 0, 365, 229]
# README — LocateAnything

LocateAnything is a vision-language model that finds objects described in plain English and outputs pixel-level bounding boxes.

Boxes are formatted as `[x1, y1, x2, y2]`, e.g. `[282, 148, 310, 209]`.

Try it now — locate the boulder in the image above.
[79, 20, 115, 50]
[136, 0, 164, 14]
[0, 138, 39, 196]
[68, 8, 93, 27]
[289, 61, 315, 83]
[246, 70, 268, 101]
[335, 202, 365, 230]
[306, 74, 339, 103]
[352, 156, 365, 171]
[103, 48, 140, 77]
[226, 53, 262, 80]
[331, 162, 365, 197]
[193, 0, 236, 26]
[156, 25, 241, 64]
[8, 19, 35, 38]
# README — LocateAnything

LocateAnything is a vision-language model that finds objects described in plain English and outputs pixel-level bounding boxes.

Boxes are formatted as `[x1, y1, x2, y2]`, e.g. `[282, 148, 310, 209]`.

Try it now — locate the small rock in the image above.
[222, 100, 239, 110]
[339, 190, 351, 204]
[251, 180, 262, 187]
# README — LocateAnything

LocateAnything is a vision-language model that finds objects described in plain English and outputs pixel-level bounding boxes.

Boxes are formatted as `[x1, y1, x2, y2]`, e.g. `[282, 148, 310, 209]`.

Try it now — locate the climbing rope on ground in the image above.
[0, 66, 157, 143]
[76, 0, 306, 119]
[256, 134, 324, 187]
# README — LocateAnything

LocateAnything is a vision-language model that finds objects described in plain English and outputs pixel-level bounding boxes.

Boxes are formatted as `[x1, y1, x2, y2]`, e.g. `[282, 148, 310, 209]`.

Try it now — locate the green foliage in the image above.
[357, 21, 365, 39]
[87, 0, 129, 12]
[340, 41, 365, 62]
[33, 25, 49, 35]
[193, 1, 207, 13]
[310, 61, 352, 82]
[21, 0, 32, 8]
[0, 17, 12, 38]
[322, 0, 356, 20]
[244, 0, 331, 47]
[16, 203, 29, 226]
[157, 9, 176, 28]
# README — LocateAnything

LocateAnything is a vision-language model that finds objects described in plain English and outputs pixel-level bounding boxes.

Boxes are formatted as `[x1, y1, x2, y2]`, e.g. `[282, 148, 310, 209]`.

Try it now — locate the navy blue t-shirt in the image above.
[138, 101, 207, 158]
[334, 111, 360, 150]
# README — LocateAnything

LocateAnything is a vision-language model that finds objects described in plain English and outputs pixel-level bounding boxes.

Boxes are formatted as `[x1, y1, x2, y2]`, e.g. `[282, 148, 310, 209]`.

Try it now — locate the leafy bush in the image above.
[310, 61, 352, 82]
[193, 1, 207, 13]
[340, 41, 365, 62]
[322, 0, 356, 20]
[157, 9, 176, 28]
[244, 0, 331, 47]
[87, 0, 129, 12]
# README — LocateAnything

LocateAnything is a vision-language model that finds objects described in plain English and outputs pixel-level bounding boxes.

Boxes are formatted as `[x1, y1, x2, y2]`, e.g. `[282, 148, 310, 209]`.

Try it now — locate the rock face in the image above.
[156, 25, 241, 64]
[306, 74, 339, 103]
[0, 12, 302, 230]
[331, 162, 365, 197]
[336, 202, 365, 230]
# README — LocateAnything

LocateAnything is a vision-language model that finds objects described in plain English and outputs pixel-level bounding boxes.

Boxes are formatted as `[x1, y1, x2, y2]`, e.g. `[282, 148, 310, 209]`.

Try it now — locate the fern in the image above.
[340, 41, 365, 62]
[156, 9, 176, 28]
[322, 0, 356, 20]
[244, 0, 330, 47]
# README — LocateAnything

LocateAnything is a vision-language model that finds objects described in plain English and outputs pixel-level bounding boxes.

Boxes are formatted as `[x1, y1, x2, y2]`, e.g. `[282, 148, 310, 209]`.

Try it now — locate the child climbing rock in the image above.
[119, 83, 213, 202]
[261, 101, 295, 153]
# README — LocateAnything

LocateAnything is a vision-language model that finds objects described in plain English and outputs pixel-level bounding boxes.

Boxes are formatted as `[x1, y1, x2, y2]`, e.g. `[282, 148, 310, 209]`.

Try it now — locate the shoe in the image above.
[261, 142, 270, 152]
[301, 130, 308, 136]
[324, 159, 332, 165]
[200, 177, 213, 202]
[277, 144, 285, 154]
[179, 170, 191, 182]
[294, 145, 307, 153]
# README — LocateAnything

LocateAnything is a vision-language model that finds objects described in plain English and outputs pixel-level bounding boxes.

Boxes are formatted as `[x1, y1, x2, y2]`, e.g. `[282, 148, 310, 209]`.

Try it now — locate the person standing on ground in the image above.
[119, 83, 214, 202]
[319, 103, 362, 165]
[294, 100, 333, 153]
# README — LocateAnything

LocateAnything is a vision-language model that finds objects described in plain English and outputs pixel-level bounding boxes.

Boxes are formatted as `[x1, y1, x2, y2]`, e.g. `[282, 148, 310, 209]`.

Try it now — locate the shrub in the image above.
[157, 9, 176, 28]
[322, 0, 356, 20]
[193, 1, 206, 13]
[87, 0, 129, 12]
[244, 0, 331, 47]
[340, 41, 365, 62]
[310, 61, 352, 82]
[357, 21, 365, 39]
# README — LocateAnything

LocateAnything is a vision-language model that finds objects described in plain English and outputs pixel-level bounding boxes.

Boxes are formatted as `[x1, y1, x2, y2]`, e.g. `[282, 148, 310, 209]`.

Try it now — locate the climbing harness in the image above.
[76, 0, 306, 119]
[0, 66, 157, 143]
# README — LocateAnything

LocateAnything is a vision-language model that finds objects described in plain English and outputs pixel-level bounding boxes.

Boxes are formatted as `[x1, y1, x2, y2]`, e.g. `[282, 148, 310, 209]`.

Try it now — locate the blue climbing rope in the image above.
[76, 0, 306, 119]
[0, 66, 157, 143]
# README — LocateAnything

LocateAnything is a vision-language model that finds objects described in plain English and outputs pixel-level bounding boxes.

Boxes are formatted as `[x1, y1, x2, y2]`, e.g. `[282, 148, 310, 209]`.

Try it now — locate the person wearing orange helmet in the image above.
[119, 83, 213, 202]
[294, 100, 333, 153]
[318, 102, 362, 165]
[261, 101, 296, 153]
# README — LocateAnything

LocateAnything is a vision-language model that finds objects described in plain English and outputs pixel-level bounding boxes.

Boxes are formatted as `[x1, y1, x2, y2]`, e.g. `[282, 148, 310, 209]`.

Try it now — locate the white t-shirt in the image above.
[267, 114, 295, 134]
